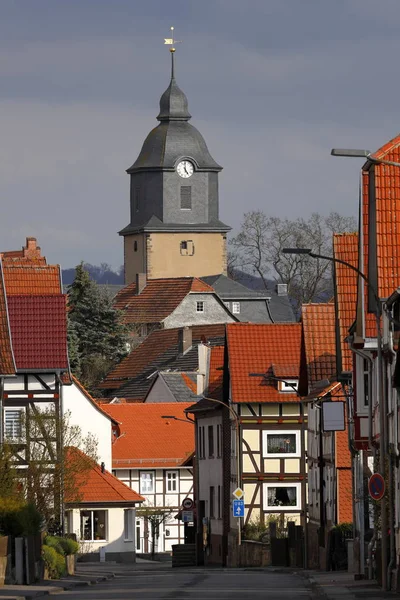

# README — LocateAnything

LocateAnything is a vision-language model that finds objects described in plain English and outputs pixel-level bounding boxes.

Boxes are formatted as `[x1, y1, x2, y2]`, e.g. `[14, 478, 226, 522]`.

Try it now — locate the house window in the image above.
[180, 240, 195, 256]
[232, 302, 240, 314]
[216, 424, 222, 457]
[199, 426, 206, 459]
[278, 379, 299, 393]
[4, 409, 22, 440]
[263, 430, 300, 458]
[218, 485, 221, 519]
[196, 301, 204, 313]
[208, 425, 214, 457]
[264, 482, 301, 511]
[180, 186, 192, 209]
[136, 520, 141, 551]
[363, 359, 369, 407]
[210, 486, 215, 518]
[124, 509, 134, 541]
[166, 471, 178, 492]
[140, 471, 155, 494]
[80, 510, 107, 541]
[134, 241, 138, 252]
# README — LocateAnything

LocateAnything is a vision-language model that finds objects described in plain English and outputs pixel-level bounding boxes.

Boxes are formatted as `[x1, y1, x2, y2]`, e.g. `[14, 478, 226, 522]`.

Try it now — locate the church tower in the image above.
[119, 40, 230, 284]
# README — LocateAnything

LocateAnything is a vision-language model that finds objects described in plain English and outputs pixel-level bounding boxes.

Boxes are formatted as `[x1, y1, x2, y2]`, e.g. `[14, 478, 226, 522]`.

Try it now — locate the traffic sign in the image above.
[182, 510, 194, 523]
[232, 487, 244, 500]
[182, 497, 194, 510]
[232, 499, 245, 517]
[368, 473, 385, 501]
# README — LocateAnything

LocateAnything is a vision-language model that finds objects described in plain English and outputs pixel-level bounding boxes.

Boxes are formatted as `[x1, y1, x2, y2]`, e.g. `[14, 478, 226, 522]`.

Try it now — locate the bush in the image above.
[0, 499, 42, 537]
[44, 536, 65, 556]
[42, 545, 58, 578]
[58, 537, 79, 555]
[54, 551, 66, 578]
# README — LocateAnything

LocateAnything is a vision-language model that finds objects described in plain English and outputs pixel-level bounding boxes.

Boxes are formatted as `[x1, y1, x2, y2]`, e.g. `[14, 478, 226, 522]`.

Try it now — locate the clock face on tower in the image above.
[176, 160, 194, 178]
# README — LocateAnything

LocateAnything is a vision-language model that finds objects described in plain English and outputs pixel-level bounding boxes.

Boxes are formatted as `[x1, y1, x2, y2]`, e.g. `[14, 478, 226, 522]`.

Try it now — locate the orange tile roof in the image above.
[1, 238, 45, 263]
[2, 263, 61, 295]
[333, 233, 358, 371]
[100, 323, 226, 394]
[226, 323, 303, 403]
[65, 447, 144, 504]
[101, 403, 195, 469]
[206, 345, 224, 401]
[302, 303, 336, 388]
[0, 265, 15, 375]
[337, 468, 353, 523]
[114, 277, 215, 324]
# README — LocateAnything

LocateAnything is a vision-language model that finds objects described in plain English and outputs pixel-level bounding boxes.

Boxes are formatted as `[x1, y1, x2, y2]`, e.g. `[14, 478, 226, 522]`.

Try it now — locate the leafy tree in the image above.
[67, 263, 128, 392]
[230, 210, 357, 312]
[17, 407, 99, 533]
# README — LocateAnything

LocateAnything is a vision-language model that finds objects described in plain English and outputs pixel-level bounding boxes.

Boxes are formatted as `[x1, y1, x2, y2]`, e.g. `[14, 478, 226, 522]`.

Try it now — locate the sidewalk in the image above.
[306, 570, 399, 599]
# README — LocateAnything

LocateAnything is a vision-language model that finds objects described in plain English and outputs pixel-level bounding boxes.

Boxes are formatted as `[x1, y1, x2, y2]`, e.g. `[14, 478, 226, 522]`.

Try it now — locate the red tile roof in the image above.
[206, 346, 224, 401]
[333, 233, 358, 371]
[113, 277, 215, 324]
[1, 238, 45, 263]
[0, 265, 15, 375]
[7, 295, 69, 370]
[102, 403, 195, 469]
[302, 303, 336, 387]
[100, 323, 226, 394]
[2, 264, 61, 295]
[226, 323, 303, 403]
[337, 468, 353, 523]
[65, 447, 144, 504]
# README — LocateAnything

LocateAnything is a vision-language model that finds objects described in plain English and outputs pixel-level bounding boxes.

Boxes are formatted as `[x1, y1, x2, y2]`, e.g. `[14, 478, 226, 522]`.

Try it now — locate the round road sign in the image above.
[368, 473, 385, 501]
[182, 497, 194, 510]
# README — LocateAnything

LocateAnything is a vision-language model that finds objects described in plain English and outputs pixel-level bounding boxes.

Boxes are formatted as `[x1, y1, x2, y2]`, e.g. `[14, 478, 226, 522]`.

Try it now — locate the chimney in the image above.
[136, 273, 147, 295]
[276, 283, 288, 296]
[101, 462, 105, 473]
[24, 237, 42, 259]
[178, 327, 192, 355]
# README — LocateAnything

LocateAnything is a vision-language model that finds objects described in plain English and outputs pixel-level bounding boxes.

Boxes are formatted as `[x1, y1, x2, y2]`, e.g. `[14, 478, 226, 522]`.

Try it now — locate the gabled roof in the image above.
[0, 264, 15, 375]
[100, 324, 226, 400]
[2, 263, 62, 295]
[7, 295, 69, 371]
[201, 274, 269, 299]
[101, 403, 195, 469]
[65, 447, 144, 505]
[145, 371, 200, 403]
[114, 277, 215, 324]
[302, 303, 336, 388]
[71, 376, 119, 424]
[206, 345, 224, 401]
[226, 323, 303, 403]
[333, 233, 358, 372]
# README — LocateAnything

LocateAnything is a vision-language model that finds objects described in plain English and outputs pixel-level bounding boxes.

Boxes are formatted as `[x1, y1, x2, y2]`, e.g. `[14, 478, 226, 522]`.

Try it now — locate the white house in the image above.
[102, 403, 195, 554]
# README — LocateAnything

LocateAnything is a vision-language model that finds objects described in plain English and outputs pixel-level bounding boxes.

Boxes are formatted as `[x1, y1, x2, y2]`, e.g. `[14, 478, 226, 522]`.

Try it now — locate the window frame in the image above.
[80, 509, 108, 541]
[216, 424, 222, 458]
[180, 185, 192, 210]
[139, 471, 155, 494]
[232, 301, 241, 314]
[166, 470, 179, 493]
[263, 482, 302, 511]
[262, 429, 300, 458]
[208, 425, 214, 458]
[4, 408, 23, 440]
[278, 379, 299, 393]
[210, 486, 215, 518]
[124, 509, 134, 542]
[196, 301, 205, 313]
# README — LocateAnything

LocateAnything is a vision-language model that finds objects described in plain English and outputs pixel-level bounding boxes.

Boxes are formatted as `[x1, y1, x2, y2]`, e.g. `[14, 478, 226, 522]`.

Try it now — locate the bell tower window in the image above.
[180, 186, 192, 210]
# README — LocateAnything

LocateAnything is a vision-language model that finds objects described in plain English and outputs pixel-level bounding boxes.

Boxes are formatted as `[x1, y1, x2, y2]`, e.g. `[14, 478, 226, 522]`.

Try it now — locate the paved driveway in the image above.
[54, 565, 318, 600]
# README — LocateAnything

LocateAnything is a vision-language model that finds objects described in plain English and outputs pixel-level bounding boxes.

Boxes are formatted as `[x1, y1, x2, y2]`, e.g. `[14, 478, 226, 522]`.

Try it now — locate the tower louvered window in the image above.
[134, 187, 141, 212]
[180, 186, 192, 209]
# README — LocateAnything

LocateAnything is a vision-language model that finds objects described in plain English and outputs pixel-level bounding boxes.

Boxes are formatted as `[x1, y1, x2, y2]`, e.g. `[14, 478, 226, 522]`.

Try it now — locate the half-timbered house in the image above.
[102, 403, 195, 554]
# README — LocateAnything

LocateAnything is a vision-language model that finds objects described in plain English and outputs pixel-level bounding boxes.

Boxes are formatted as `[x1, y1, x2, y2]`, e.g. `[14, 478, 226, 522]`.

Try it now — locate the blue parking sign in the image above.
[232, 499, 245, 517]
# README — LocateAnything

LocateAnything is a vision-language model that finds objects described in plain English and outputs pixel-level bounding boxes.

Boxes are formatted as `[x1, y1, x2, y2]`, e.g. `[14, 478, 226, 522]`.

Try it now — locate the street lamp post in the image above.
[282, 246, 387, 588]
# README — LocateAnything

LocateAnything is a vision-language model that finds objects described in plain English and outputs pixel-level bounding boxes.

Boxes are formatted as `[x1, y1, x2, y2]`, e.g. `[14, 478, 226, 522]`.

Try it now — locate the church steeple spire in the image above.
[157, 27, 191, 122]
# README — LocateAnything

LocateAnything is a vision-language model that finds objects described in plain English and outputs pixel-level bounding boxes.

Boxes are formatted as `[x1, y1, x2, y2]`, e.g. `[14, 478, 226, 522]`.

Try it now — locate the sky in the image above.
[1, 0, 400, 269]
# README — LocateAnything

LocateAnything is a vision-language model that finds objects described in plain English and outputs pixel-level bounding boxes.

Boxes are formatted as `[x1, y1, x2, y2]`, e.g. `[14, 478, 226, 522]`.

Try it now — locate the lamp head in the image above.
[331, 148, 371, 158]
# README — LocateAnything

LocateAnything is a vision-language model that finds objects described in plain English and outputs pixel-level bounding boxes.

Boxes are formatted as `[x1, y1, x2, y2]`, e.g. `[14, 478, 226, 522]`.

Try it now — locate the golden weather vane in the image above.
[164, 26, 182, 53]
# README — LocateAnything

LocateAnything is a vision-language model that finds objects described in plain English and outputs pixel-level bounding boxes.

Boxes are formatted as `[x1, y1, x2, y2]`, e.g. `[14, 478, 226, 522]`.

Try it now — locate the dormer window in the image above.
[278, 379, 299, 393]
[196, 301, 204, 313]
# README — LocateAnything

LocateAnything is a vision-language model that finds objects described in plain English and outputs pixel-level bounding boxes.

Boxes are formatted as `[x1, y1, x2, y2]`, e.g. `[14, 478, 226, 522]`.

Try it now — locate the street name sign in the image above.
[232, 499, 245, 517]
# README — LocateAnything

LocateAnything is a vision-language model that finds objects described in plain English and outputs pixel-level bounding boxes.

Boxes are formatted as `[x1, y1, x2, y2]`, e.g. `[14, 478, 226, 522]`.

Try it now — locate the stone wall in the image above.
[227, 540, 271, 568]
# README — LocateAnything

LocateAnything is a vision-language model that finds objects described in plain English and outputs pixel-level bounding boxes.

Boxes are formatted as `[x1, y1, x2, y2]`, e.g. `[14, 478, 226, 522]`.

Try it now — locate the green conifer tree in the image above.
[67, 263, 128, 392]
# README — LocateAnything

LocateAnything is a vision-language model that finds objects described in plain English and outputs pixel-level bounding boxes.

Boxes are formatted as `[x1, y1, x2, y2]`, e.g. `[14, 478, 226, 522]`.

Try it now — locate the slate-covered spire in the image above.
[157, 50, 191, 122]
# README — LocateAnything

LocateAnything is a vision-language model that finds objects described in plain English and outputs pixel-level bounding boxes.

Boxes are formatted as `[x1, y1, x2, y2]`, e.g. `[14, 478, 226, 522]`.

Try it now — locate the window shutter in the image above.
[180, 186, 192, 209]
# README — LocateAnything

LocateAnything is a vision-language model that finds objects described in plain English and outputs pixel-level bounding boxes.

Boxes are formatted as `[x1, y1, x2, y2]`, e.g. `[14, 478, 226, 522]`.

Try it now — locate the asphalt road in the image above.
[54, 566, 319, 600]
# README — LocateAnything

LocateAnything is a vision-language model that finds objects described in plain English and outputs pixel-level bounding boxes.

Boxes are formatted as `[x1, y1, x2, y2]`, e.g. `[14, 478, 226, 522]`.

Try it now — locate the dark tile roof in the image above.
[7, 295, 69, 371]
[160, 372, 200, 402]
[100, 324, 226, 400]
[113, 277, 215, 325]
